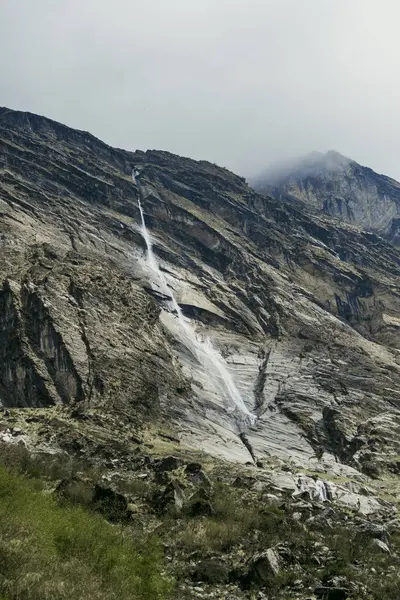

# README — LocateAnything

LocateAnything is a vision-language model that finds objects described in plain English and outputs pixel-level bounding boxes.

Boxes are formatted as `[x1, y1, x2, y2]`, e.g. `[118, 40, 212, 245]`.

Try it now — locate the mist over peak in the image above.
[3, 2, 400, 180]
[252, 149, 400, 244]
[251, 150, 353, 187]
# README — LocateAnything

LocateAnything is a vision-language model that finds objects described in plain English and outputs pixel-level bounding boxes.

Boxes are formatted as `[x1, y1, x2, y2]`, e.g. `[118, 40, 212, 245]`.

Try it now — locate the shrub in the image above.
[177, 484, 270, 552]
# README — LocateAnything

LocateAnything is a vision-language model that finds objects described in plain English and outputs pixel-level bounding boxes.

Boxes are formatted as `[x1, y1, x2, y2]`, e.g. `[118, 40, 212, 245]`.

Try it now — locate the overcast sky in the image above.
[1, 1, 400, 179]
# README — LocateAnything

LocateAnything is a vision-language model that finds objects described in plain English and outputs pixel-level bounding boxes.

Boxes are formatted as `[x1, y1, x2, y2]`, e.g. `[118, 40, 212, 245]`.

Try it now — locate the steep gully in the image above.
[133, 169, 257, 436]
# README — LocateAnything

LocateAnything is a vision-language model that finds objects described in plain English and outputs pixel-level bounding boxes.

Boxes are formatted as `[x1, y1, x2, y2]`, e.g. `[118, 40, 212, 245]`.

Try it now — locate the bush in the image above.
[0, 465, 172, 600]
[177, 518, 247, 552]
[0, 442, 108, 484]
[177, 483, 286, 552]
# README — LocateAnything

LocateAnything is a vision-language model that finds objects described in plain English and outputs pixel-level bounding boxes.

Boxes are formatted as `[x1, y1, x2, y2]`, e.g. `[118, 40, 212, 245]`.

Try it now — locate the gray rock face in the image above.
[252, 150, 400, 244]
[246, 547, 282, 584]
[1, 108, 400, 483]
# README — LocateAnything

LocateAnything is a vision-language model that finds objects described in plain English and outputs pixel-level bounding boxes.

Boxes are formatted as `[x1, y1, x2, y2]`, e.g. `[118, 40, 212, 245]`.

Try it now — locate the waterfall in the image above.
[133, 172, 256, 427]
[315, 480, 328, 502]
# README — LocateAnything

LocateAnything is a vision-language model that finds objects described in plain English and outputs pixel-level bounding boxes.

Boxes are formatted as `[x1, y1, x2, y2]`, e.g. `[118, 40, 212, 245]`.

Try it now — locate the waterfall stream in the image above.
[133, 171, 256, 427]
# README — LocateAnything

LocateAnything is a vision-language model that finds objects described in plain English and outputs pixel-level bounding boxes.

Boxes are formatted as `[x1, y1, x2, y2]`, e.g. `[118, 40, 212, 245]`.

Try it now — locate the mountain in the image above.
[252, 150, 400, 244]
[1, 109, 400, 598]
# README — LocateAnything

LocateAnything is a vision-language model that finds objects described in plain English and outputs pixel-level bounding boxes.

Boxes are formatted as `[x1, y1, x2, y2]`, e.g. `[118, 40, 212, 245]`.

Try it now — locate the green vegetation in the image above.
[0, 464, 172, 600]
[173, 482, 400, 599]
[177, 482, 285, 552]
[0, 443, 399, 599]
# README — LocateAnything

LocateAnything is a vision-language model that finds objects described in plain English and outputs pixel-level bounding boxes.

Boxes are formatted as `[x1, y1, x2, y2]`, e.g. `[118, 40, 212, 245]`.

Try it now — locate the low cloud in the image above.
[251, 151, 353, 186]
[1, 0, 400, 179]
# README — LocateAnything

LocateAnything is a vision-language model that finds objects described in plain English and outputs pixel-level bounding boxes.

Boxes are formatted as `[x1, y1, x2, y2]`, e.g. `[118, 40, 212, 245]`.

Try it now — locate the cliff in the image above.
[1, 109, 400, 599]
[252, 150, 400, 245]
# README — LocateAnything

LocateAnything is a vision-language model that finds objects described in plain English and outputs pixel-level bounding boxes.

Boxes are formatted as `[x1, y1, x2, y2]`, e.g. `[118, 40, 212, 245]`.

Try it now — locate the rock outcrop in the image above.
[1, 108, 400, 485]
[252, 150, 400, 244]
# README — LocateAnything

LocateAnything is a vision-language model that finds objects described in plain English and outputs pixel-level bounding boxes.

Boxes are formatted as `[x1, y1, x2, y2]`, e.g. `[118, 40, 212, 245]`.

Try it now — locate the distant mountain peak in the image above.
[252, 151, 400, 243]
[255, 151, 353, 186]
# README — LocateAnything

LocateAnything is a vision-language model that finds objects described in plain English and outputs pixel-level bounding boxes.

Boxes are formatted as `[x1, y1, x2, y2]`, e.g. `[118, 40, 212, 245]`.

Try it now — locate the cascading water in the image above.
[133, 171, 256, 428]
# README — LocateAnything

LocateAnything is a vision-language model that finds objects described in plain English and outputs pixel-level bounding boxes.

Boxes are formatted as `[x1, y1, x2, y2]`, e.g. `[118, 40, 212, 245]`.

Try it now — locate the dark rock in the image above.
[232, 475, 257, 488]
[188, 498, 214, 517]
[185, 462, 202, 474]
[191, 559, 230, 584]
[56, 478, 131, 522]
[68, 401, 88, 420]
[154, 456, 183, 473]
[55, 477, 94, 506]
[152, 480, 185, 515]
[24, 415, 42, 423]
[358, 522, 389, 542]
[90, 485, 129, 521]
[184, 463, 211, 487]
[315, 586, 350, 600]
[187, 487, 214, 516]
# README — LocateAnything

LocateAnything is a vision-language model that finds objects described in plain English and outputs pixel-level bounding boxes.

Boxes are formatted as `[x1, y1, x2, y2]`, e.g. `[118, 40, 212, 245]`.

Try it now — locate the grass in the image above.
[0, 442, 94, 481]
[1, 443, 399, 599]
[172, 482, 400, 598]
[176, 483, 286, 553]
[0, 465, 172, 600]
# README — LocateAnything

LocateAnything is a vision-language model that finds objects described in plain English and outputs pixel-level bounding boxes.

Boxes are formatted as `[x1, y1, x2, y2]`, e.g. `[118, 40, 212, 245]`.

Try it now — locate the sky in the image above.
[1, 0, 400, 179]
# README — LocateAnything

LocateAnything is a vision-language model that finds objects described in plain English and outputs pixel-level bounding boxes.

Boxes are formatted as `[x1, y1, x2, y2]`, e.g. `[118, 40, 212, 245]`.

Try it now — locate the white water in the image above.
[133, 173, 256, 427]
[315, 480, 328, 502]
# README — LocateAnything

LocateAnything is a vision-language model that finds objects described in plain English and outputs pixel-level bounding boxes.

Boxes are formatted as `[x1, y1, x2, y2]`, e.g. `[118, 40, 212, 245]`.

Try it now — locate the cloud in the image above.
[1, 0, 400, 179]
[251, 150, 353, 188]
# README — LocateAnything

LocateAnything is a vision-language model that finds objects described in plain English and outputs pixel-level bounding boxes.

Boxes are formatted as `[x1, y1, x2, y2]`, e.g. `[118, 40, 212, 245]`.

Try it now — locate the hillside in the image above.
[1, 108, 400, 599]
[252, 151, 400, 245]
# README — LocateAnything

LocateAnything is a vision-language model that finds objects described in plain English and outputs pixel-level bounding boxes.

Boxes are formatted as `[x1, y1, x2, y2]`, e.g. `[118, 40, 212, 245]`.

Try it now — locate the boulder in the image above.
[245, 547, 281, 586]
[359, 522, 389, 542]
[91, 484, 130, 522]
[56, 478, 130, 521]
[315, 587, 349, 600]
[191, 559, 230, 584]
[184, 463, 212, 487]
[371, 538, 390, 553]
[187, 486, 214, 517]
[55, 477, 94, 506]
[153, 456, 184, 484]
[152, 480, 186, 515]
[232, 475, 257, 488]
[154, 456, 183, 473]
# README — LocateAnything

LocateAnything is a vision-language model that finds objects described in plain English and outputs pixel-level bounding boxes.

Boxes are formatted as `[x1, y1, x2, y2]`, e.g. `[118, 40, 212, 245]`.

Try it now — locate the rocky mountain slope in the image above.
[252, 151, 400, 245]
[1, 108, 400, 598]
